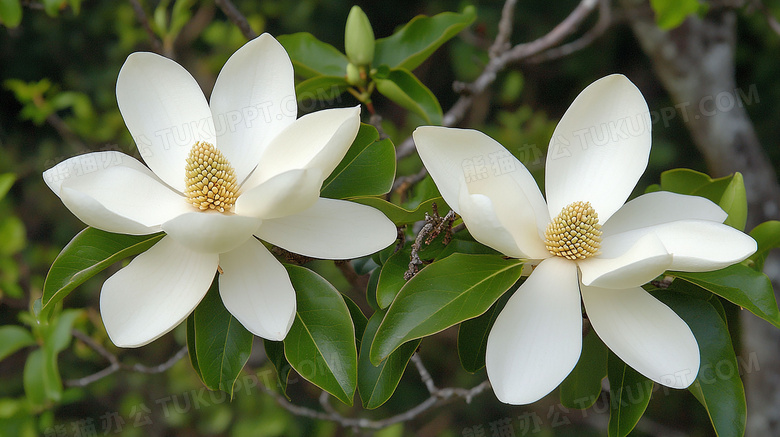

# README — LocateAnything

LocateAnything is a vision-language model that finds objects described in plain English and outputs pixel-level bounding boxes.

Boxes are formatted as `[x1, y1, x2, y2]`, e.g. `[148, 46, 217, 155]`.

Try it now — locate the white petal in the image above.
[59, 164, 191, 229]
[581, 285, 699, 388]
[578, 232, 672, 289]
[242, 106, 361, 190]
[486, 257, 582, 404]
[44, 151, 152, 195]
[100, 236, 218, 347]
[602, 191, 727, 236]
[458, 190, 546, 259]
[255, 197, 396, 259]
[210, 34, 298, 184]
[161, 212, 261, 254]
[60, 187, 159, 235]
[117, 52, 215, 191]
[648, 220, 756, 271]
[235, 168, 322, 219]
[413, 126, 550, 250]
[545, 75, 651, 223]
[219, 238, 296, 340]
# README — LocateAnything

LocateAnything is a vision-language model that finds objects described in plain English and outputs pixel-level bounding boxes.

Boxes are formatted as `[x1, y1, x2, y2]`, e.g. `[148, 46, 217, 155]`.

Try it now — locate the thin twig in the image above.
[66, 330, 187, 387]
[411, 353, 437, 394]
[405, 207, 457, 280]
[215, 0, 257, 40]
[529, 0, 612, 62]
[128, 0, 164, 55]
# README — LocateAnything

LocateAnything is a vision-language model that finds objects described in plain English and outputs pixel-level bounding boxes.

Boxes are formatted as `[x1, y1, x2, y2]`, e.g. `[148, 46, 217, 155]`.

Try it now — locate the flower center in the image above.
[544, 200, 602, 260]
[184, 141, 238, 213]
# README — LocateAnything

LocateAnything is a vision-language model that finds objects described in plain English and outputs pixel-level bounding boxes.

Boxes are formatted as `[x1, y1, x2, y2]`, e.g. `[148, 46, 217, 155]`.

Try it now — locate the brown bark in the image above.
[622, 1, 780, 436]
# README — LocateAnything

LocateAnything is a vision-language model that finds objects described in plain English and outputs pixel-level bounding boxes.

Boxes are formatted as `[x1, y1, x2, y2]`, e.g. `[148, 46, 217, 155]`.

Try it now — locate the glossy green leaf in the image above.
[193, 279, 253, 396]
[321, 123, 396, 199]
[0, 0, 22, 28]
[748, 220, 780, 272]
[24, 350, 51, 409]
[358, 311, 419, 409]
[44, 309, 82, 354]
[374, 6, 476, 71]
[263, 339, 291, 398]
[559, 329, 608, 409]
[658, 169, 747, 230]
[349, 196, 445, 226]
[185, 314, 202, 380]
[295, 75, 349, 104]
[342, 293, 368, 350]
[366, 266, 380, 312]
[277, 32, 349, 78]
[371, 254, 524, 365]
[376, 247, 411, 309]
[374, 67, 442, 125]
[0, 215, 25, 256]
[654, 292, 746, 437]
[607, 353, 652, 437]
[649, 0, 703, 29]
[283, 265, 358, 405]
[457, 287, 514, 373]
[0, 326, 35, 362]
[673, 265, 780, 328]
[41, 228, 164, 318]
[0, 173, 15, 200]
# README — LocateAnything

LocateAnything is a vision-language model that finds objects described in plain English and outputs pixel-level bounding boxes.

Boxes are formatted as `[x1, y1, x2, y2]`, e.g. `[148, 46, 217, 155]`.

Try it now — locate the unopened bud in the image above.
[345, 6, 375, 66]
[346, 63, 362, 85]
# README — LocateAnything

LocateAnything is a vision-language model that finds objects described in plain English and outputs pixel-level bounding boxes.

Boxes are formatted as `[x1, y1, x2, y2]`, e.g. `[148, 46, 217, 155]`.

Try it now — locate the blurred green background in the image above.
[1, 0, 779, 436]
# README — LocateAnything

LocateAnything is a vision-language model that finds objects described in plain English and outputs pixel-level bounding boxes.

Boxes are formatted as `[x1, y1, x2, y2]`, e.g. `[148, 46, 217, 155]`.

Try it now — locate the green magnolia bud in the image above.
[346, 62, 362, 86]
[345, 6, 375, 66]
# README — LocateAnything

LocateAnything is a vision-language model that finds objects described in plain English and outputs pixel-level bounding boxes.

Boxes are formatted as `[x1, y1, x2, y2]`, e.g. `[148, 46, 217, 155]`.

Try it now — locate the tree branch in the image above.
[215, 0, 257, 40]
[128, 0, 164, 55]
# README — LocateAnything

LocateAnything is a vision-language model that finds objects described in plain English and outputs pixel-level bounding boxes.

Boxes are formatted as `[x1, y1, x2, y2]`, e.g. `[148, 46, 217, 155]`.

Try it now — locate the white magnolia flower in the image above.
[43, 34, 397, 348]
[413, 74, 756, 404]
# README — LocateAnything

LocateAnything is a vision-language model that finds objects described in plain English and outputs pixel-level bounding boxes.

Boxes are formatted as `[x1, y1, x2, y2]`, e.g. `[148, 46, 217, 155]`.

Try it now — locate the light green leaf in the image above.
[283, 265, 358, 405]
[41, 228, 164, 318]
[193, 279, 253, 397]
[607, 353, 652, 437]
[559, 329, 608, 409]
[370, 254, 524, 365]
[358, 311, 419, 409]
[0, 216, 25, 256]
[0, 326, 35, 362]
[321, 123, 396, 199]
[673, 265, 780, 328]
[24, 350, 51, 408]
[658, 169, 747, 230]
[457, 288, 514, 373]
[374, 6, 476, 71]
[0, 0, 22, 28]
[649, 0, 704, 29]
[748, 221, 780, 272]
[0, 173, 15, 199]
[295, 75, 349, 104]
[373, 67, 442, 125]
[349, 196, 445, 226]
[655, 292, 746, 437]
[277, 32, 349, 78]
[717, 173, 747, 230]
[42, 0, 62, 17]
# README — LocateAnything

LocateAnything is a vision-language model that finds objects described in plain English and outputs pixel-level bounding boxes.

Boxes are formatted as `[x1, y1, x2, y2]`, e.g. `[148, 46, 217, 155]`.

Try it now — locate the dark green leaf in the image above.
[748, 220, 780, 272]
[0, 326, 35, 362]
[295, 75, 349, 104]
[373, 67, 442, 125]
[607, 353, 652, 437]
[374, 6, 476, 71]
[654, 292, 746, 437]
[457, 287, 514, 373]
[277, 32, 349, 78]
[560, 329, 608, 409]
[371, 254, 523, 365]
[366, 266, 380, 312]
[0, 0, 22, 28]
[41, 228, 164, 318]
[673, 265, 780, 328]
[186, 314, 202, 380]
[349, 196, 445, 226]
[342, 293, 368, 350]
[263, 339, 291, 398]
[358, 311, 419, 409]
[321, 123, 396, 199]
[193, 279, 253, 396]
[283, 265, 358, 405]
[376, 247, 412, 309]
